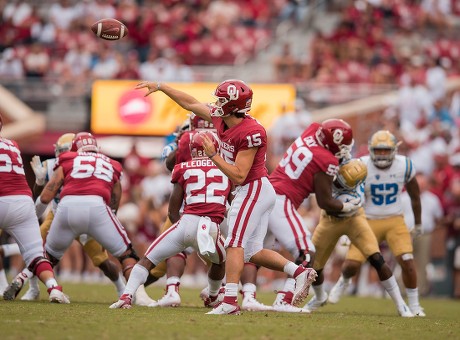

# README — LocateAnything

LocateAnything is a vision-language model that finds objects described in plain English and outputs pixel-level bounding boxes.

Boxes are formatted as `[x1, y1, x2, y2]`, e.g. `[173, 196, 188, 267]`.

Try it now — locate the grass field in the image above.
[1, 283, 459, 340]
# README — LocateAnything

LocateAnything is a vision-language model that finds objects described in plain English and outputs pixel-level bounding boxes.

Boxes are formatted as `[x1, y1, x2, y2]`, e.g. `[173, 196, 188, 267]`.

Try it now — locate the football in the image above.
[91, 18, 128, 41]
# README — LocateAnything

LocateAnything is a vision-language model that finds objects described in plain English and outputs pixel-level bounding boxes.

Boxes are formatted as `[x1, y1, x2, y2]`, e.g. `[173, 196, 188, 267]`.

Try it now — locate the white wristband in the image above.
[35, 197, 48, 218]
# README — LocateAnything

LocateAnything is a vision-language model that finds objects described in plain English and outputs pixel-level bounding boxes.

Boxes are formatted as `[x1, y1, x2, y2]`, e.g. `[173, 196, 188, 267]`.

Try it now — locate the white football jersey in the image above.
[360, 155, 416, 219]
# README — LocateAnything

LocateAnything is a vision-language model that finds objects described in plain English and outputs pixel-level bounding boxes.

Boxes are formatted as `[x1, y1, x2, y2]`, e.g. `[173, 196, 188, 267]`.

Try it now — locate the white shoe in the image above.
[410, 305, 426, 317]
[134, 285, 156, 306]
[48, 286, 70, 304]
[206, 302, 241, 315]
[148, 290, 181, 307]
[398, 303, 415, 317]
[241, 293, 273, 311]
[304, 293, 328, 312]
[21, 289, 40, 301]
[109, 293, 132, 309]
[328, 276, 350, 304]
[200, 286, 225, 308]
[272, 292, 309, 313]
[293, 267, 317, 306]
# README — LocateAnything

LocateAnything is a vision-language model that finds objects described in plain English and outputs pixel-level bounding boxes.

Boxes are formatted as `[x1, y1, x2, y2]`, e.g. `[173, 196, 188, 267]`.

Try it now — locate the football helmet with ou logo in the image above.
[211, 79, 253, 117]
[54, 133, 75, 157]
[190, 130, 220, 159]
[335, 158, 367, 190]
[190, 112, 215, 130]
[316, 119, 353, 158]
[369, 130, 399, 168]
[71, 132, 99, 153]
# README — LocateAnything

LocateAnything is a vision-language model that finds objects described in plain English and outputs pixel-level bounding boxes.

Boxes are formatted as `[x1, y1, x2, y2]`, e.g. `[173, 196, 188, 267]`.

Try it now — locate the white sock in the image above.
[225, 282, 238, 297]
[381, 275, 406, 307]
[112, 273, 126, 297]
[283, 262, 298, 277]
[2, 243, 21, 257]
[242, 283, 256, 296]
[208, 278, 222, 297]
[44, 278, 58, 289]
[166, 276, 180, 293]
[406, 288, 420, 307]
[124, 264, 148, 296]
[281, 278, 296, 293]
[312, 283, 326, 301]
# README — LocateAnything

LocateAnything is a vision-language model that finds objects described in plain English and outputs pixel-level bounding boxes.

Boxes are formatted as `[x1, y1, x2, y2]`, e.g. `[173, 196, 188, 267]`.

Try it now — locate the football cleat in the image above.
[206, 302, 241, 315]
[272, 291, 310, 313]
[48, 286, 70, 304]
[398, 303, 415, 317]
[133, 285, 156, 307]
[3, 274, 27, 300]
[148, 289, 181, 308]
[200, 286, 225, 308]
[21, 289, 40, 301]
[328, 276, 350, 304]
[109, 293, 132, 309]
[241, 292, 273, 311]
[409, 305, 426, 317]
[304, 293, 328, 312]
[292, 267, 317, 306]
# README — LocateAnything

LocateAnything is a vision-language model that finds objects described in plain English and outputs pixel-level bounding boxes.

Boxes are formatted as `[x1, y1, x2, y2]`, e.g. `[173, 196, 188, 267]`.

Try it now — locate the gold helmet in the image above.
[368, 130, 399, 168]
[54, 133, 75, 157]
[336, 158, 367, 190]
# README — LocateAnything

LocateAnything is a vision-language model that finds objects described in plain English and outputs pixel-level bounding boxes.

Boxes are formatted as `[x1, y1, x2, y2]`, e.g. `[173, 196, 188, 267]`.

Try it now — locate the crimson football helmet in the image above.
[190, 112, 215, 130]
[190, 130, 220, 159]
[316, 119, 353, 158]
[71, 132, 99, 153]
[211, 79, 253, 117]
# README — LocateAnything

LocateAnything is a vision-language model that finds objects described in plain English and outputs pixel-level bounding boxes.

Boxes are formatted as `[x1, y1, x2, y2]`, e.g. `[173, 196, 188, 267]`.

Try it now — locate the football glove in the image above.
[30, 156, 46, 186]
[411, 224, 423, 238]
[341, 197, 362, 213]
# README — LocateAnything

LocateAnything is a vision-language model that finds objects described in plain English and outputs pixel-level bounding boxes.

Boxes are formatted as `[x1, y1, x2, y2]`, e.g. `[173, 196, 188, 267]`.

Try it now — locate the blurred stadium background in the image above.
[0, 0, 459, 300]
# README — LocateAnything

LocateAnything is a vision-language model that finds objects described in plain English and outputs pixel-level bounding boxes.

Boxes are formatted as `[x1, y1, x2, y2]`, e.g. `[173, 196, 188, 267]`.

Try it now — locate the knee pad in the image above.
[368, 253, 385, 271]
[117, 244, 140, 263]
[118, 244, 139, 275]
[28, 256, 54, 277]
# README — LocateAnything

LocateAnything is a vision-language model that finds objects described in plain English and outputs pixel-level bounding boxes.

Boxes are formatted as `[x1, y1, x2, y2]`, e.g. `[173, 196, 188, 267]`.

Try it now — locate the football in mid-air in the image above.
[91, 18, 128, 41]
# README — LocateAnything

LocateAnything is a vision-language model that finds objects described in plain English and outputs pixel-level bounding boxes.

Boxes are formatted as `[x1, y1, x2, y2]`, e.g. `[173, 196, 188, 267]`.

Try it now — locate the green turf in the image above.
[0, 283, 458, 340]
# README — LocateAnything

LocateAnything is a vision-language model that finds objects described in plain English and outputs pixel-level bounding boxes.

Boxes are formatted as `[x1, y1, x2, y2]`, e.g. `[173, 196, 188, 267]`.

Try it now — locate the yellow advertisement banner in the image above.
[91, 80, 296, 136]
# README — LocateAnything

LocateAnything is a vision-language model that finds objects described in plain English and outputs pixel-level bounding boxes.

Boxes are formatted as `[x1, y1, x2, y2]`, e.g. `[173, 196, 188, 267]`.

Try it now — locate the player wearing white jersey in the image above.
[329, 130, 425, 317]
[304, 159, 414, 317]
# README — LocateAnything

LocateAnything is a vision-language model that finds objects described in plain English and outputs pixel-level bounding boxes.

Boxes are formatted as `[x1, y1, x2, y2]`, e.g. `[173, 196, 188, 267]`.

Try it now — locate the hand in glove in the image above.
[411, 224, 424, 238]
[341, 197, 362, 213]
[30, 156, 46, 186]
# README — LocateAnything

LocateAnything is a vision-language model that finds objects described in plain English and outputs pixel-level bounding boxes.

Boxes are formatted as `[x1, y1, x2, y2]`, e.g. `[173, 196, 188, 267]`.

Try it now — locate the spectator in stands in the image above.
[0, 48, 24, 80]
[91, 48, 120, 80]
[402, 173, 443, 296]
[23, 42, 50, 78]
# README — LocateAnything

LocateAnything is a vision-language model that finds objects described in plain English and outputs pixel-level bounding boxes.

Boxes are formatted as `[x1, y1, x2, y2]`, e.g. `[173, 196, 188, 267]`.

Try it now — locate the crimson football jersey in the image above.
[0, 138, 32, 197]
[171, 158, 231, 223]
[176, 131, 194, 164]
[211, 115, 268, 185]
[270, 123, 339, 209]
[56, 151, 123, 205]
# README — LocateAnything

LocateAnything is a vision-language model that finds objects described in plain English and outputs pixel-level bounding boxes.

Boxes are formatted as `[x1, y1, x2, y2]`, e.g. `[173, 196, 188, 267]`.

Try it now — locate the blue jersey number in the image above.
[370, 183, 398, 205]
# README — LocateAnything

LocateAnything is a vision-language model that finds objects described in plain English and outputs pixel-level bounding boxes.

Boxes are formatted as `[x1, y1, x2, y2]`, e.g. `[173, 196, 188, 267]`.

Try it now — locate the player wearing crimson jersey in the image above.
[0, 116, 68, 303]
[111, 131, 230, 309]
[135, 79, 317, 315]
[5, 133, 131, 303]
[35, 132, 140, 290]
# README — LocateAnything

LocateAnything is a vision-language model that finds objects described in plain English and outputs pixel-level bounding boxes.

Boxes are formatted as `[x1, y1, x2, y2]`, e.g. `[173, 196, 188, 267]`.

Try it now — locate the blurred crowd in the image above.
[0, 0, 285, 85]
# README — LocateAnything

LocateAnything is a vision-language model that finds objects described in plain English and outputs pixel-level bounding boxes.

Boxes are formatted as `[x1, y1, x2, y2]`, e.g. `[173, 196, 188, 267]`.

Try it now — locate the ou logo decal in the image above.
[227, 85, 239, 100]
[332, 129, 344, 144]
